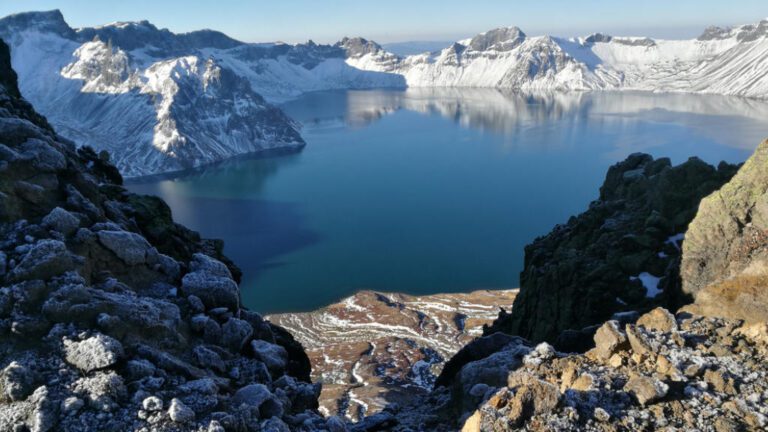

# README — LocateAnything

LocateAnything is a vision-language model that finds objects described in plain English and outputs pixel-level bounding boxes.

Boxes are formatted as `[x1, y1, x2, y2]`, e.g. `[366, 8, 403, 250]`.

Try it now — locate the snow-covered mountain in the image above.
[363, 23, 768, 98]
[1, 10, 767, 176]
[0, 11, 310, 177]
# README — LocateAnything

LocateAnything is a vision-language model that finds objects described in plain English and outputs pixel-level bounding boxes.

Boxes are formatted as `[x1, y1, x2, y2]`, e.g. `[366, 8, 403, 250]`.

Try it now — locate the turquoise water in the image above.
[127, 89, 768, 314]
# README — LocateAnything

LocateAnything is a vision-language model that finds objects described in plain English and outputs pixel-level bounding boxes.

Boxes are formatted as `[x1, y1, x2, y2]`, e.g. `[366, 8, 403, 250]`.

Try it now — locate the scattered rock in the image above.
[221, 318, 253, 352]
[637, 307, 678, 332]
[625, 325, 654, 357]
[593, 320, 628, 360]
[181, 270, 239, 311]
[141, 396, 163, 412]
[60, 397, 84, 415]
[168, 398, 195, 423]
[231, 384, 283, 418]
[506, 373, 560, 425]
[625, 376, 668, 405]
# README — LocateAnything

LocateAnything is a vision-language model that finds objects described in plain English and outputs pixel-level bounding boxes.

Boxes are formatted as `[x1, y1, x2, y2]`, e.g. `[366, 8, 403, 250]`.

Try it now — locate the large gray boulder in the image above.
[181, 255, 239, 311]
[96, 230, 153, 265]
[231, 383, 283, 419]
[41, 207, 79, 235]
[9, 239, 74, 282]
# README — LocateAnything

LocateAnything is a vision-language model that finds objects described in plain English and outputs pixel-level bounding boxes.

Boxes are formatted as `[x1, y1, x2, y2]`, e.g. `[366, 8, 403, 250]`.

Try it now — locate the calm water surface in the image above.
[127, 89, 768, 314]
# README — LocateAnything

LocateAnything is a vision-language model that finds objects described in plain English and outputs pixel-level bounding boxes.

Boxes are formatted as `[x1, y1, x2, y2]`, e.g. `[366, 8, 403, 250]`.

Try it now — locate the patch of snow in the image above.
[631, 272, 663, 298]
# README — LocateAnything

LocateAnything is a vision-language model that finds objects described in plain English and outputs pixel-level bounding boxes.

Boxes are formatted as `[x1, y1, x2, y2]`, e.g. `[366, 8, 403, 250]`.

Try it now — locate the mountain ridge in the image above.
[2, 10, 767, 178]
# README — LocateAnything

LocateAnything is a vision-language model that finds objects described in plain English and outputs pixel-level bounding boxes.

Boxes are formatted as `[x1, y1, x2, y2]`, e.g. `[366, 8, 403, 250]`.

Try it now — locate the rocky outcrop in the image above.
[457, 309, 768, 431]
[486, 153, 738, 346]
[387, 308, 768, 431]
[0, 38, 341, 431]
[268, 289, 518, 422]
[680, 138, 768, 321]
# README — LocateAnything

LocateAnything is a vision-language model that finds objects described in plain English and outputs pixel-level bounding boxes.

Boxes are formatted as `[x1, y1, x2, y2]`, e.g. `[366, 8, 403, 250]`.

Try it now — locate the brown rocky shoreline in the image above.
[268, 289, 518, 421]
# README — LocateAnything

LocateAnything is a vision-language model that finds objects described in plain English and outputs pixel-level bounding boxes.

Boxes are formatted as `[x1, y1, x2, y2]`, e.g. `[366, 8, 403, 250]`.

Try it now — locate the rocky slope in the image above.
[267, 289, 517, 422]
[377, 139, 768, 431]
[457, 308, 768, 431]
[0, 38, 347, 431]
[486, 153, 738, 347]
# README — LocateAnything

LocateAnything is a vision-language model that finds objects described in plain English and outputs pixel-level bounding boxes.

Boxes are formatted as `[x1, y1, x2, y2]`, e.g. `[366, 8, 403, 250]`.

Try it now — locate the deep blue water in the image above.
[127, 89, 768, 314]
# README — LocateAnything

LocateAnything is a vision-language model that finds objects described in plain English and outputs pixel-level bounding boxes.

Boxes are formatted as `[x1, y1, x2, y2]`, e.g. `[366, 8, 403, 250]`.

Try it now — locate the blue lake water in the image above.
[127, 89, 768, 314]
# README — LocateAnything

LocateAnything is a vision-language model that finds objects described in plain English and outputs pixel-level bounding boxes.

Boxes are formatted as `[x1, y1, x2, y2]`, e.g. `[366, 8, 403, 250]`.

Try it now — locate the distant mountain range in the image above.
[382, 41, 453, 56]
[1, 10, 767, 176]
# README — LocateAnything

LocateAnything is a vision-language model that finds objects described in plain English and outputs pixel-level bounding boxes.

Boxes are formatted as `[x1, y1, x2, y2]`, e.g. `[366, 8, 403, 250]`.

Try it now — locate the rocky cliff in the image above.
[378, 145, 768, 431]
[0, 38, 342, 432]
[486, 154, 738, 347]
[681, 139, 768, 322]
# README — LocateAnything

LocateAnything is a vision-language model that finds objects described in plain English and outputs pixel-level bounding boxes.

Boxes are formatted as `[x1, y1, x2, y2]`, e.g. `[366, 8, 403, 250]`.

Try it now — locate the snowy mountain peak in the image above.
[467, 27, 526, 52]
[0, 9, 74, 39]
[698, 18, 768, 42]
[338, 37, 389, 58]
[583, 33, 614, 44]
[61, 39, 139, 94]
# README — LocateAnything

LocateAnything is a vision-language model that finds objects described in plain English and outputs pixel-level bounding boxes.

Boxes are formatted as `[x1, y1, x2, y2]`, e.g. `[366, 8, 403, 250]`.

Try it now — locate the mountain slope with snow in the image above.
[357, 22, 768, 99]
[1, 10, 767, 176]
[0, 11, 308, 177]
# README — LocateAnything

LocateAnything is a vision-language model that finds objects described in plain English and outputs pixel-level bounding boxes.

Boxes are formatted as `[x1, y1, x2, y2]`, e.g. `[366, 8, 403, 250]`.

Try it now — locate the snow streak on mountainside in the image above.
[1, 10, 767, 175]
[0, 11, 307, 177]
[267, 289, 518, 421]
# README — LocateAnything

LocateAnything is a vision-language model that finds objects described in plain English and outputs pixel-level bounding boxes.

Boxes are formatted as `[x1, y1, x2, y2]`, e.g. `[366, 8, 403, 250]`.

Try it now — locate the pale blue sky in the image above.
[0, 0, 766, 43]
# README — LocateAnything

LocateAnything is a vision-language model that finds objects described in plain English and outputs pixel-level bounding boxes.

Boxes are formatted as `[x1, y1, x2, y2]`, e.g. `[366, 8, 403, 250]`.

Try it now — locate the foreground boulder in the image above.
[0, 38, 332, 431]
[487, 153, 738, 345]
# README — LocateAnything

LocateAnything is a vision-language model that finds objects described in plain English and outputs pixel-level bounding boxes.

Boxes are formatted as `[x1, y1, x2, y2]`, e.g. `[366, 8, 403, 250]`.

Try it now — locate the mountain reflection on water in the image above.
[129, 89, 768, 313]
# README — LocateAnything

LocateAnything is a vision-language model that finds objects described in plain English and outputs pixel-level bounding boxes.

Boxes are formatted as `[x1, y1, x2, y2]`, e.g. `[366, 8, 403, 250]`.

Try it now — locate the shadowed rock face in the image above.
[486, 153, 738, 346]
[0, 38, 337, 431]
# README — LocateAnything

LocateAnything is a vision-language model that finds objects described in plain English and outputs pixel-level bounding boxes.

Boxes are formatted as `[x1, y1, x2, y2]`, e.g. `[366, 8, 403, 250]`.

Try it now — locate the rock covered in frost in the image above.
[406, 308, 768, 432]
[625, 376, 668, 405]
[0, 361, 35, 402]
[168, 397, 195, 423]
[231, 384, 284, 419]
[141, 396, 163, 412]
[63, 333, 124, 373]
[9, 239, 73, 282]
[251, 340, 288, 374]
[593, 320, 628, 360]
[41, 207, 79, 235]
[96, 230, 153, 265]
